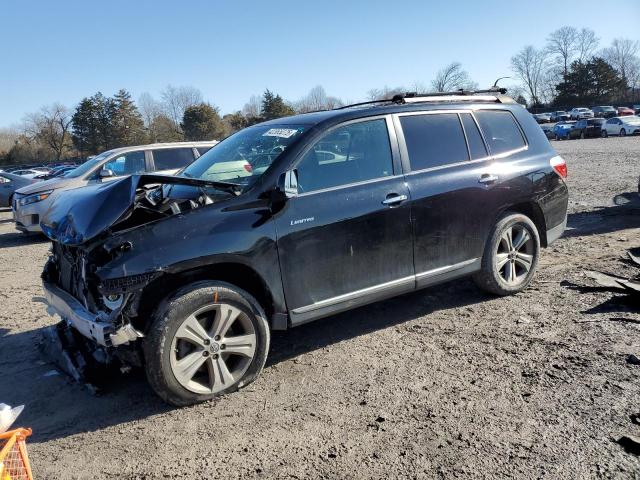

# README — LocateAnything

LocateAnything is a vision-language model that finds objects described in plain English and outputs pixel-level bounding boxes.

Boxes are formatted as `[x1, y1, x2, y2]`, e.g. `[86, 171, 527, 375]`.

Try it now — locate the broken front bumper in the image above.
[42, 281, 142, 347]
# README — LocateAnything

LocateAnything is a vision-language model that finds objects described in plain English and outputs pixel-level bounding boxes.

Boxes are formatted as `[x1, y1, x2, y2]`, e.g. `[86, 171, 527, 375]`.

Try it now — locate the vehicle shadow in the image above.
[1, 278, 487, 444]
[565, 193, 640, 238]
[0, 230, 48, 248]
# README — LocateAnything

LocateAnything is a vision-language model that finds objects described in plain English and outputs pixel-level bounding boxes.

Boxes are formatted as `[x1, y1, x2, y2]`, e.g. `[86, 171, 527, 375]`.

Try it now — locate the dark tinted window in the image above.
[103, 150, 146, 176]
[474, 110, 526, 155]
[460, 113, 487, 159]
[400, 113, 469, 170]
[296, 119, 393, 192]
[197, 146, 212, 155]
[152, 148, 195, 171]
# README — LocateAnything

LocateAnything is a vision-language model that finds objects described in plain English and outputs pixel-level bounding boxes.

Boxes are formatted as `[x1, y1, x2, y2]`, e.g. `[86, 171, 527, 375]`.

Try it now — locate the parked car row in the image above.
[544, 115, 640, 140]
[11, 141, 217, 232]
[534, 106, 638, 123]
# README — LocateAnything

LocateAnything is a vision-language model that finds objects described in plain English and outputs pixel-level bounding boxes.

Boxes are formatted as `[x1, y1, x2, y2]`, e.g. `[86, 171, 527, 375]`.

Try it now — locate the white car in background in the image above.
[10, 169, 41, 179]
[601, 116, 640, 137]
[12, 141, 217, 233]
[569, 108, 594, 120]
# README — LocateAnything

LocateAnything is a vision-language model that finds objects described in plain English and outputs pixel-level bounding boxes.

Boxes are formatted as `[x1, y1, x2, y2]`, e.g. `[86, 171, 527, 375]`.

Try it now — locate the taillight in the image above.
[244, 164, 253, 173]
[550, 155, 567, 179]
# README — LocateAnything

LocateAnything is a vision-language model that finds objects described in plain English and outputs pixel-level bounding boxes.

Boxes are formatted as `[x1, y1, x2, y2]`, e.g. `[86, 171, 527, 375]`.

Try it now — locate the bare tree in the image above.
[431, 62, 477, 92]
[547, 26, 578, 76]
[576, 28, 599, 63]
[366, 86, 406, 100]
[138, 92, 162, 127]
[23, 104, 72, 161]
[602, 38, 640, 84]
[511, 46, 549, 106]
[242, 95, 262, 119]
[296, 86, 344, 113]
[161, 85, 203, 127]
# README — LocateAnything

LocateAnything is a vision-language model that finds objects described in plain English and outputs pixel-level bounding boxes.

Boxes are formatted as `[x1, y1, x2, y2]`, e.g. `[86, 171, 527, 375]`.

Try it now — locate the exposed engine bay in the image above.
[38, 174, 241, 383]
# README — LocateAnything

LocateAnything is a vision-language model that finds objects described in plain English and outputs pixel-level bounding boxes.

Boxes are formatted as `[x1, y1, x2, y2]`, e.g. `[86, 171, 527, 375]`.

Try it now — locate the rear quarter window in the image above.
[474, 110, 526, 155]
[152, 148, 195, 171]
[400, 113, 469, 170]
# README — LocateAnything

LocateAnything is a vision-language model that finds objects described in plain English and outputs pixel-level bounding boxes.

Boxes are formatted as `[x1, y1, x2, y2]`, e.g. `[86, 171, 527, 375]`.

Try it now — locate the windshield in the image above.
[65, 151, 113, 178]
[181, 124, 306, 188]
[622, 117, 640, 124]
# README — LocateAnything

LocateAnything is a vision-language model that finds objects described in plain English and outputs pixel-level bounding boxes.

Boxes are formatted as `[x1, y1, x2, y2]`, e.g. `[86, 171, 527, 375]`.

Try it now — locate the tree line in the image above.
[1, 26, 638, 166]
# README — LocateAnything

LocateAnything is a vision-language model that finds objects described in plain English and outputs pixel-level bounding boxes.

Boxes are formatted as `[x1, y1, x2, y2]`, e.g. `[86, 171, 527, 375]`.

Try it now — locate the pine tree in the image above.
[181, 103, 226, 141]
[112, 89, 147, 147]
[261, 89, 295, 120]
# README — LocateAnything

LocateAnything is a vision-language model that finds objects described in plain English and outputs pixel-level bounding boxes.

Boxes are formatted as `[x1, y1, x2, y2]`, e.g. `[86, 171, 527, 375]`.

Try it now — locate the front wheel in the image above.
[144, 281, 270, 406]
[580, 131, 585, 139]
[602, 129, 608, 138]
[473, 213, 540, 296]
[555, 134, 561, 141]
[620, 129, 626, 137]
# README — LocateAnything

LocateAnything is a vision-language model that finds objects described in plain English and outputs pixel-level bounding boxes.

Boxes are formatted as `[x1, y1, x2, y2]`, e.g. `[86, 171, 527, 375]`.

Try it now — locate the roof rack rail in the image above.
[335, 87, 514, 110]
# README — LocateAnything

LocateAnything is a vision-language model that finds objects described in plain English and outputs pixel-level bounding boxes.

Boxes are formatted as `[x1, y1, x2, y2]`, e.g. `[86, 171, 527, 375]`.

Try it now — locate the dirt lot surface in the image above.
[1, 137, 639, 479]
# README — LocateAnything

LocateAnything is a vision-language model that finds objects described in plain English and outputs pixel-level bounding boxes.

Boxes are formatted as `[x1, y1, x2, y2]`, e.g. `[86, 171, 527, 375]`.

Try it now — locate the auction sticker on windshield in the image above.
[262, 128, 299, 138]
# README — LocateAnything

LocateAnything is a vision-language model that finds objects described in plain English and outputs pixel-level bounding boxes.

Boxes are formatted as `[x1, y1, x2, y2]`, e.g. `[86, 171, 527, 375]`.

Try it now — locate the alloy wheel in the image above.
[495, 224, 535, 285]
[620, 129, 626, 137]
[169, 303, 257, 395]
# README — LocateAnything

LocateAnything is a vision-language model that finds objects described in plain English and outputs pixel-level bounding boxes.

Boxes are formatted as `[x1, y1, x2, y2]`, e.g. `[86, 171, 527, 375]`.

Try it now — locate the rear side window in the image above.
[103, 150, 146, 176]
[152, 148, 195, 171]
[474, 110, 526, 155]
[400, 113, 469, 170]
[460, 113, 487, 160]
[296, 119, 393, 192]
[197, 146, 212, 155]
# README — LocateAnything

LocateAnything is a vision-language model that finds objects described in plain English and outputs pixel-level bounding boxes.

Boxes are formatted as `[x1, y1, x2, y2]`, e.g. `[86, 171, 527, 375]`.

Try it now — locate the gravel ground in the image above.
[1, 137, 639, 479]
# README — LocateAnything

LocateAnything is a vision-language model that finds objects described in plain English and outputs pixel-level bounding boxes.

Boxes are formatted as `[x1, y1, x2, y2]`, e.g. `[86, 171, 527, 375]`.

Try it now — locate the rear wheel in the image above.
[580, 131, 585, 139]
[144, 281, 270, 406]
[473, 213, 540, 296]
[555, 134, 561, 141]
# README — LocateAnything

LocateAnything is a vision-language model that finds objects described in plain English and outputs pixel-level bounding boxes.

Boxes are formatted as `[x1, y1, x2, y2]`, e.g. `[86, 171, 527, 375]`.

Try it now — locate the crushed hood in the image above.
[40, 174, 239, 246]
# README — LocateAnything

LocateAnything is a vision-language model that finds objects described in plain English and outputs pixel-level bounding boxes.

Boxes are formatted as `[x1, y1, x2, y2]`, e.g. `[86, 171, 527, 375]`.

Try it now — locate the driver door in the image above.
[275, 117, 415, 325]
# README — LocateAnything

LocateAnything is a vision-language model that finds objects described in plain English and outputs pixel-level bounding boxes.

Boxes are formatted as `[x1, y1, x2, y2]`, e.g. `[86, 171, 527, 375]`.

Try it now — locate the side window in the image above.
[296, 119, 393, 193]
[0, 176, 9, 184]
[460, 113, 488, 160]
[197, 146, 212, 156]
[152, 148, 195, 171]
[103, 151, 146, 176]
[474, 110, 526, 155]
[400, 113, 469, 170]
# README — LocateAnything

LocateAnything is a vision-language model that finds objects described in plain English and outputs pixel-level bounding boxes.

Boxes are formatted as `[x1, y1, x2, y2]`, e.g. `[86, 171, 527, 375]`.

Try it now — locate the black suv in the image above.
[40, 90, 569, 406]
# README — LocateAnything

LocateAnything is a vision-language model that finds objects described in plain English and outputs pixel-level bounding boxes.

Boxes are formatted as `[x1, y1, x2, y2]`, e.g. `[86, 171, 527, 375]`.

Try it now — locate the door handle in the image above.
[382, 194, 408, 205]
[478, 174, 499, 184]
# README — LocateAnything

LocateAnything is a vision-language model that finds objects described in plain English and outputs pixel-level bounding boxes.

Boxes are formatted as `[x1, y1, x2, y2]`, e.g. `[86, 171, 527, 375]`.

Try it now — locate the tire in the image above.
[620, 129, 626, 137]
[602, 129, 608, 138]
[473, 212, 540, 296]
[555, 134, 561, 141]
[144, 281, 270, 406]
[580, 131, 585, 139]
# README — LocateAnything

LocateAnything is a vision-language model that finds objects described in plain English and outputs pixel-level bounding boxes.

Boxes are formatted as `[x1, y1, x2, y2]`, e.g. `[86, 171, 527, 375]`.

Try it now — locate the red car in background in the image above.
[617, 106, 635, 116]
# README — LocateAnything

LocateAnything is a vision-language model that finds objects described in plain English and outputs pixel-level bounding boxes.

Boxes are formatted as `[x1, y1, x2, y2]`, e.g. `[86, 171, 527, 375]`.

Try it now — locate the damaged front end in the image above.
[38, 174, 240, 379]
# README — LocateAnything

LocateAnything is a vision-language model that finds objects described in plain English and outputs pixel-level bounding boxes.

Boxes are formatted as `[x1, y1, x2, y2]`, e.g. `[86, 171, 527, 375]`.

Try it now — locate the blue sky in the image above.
[1, 0, 638, 127]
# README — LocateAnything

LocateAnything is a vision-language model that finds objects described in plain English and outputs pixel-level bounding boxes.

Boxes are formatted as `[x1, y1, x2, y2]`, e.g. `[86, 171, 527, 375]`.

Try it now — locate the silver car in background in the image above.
[0, 172, 34, 207]
[12, 141, 217, 233]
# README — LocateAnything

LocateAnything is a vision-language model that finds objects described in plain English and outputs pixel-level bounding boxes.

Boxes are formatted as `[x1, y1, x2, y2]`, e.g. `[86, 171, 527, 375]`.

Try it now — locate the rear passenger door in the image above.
[150, 147, 197, 174]
[395, 109, 528, 287]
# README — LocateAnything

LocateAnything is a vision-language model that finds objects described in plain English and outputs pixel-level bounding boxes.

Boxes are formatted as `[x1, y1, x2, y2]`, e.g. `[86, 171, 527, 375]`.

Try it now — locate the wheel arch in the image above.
[498, 201, 548, 247]
[133, 261, 277, 332]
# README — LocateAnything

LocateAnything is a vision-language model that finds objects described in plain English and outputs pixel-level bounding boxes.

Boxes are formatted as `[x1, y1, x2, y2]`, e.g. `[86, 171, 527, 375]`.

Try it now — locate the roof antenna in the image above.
[492, 76, 511, 88]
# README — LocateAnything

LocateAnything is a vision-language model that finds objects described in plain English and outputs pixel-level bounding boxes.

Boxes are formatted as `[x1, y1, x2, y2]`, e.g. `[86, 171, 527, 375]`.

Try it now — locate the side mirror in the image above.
[99, 168, 115, 179]
[277, 170, 298, 198]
